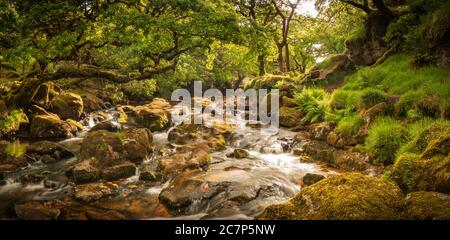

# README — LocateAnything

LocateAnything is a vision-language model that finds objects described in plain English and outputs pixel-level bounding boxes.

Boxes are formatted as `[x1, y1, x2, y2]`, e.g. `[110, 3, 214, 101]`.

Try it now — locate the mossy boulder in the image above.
[123, 128, 153, 162]
[50, 92, 84, 120]
[256, 173, 404, 220]
[79, 130, 127, 168]
[300, 54, 355, 87]
[244, 75, 294, 91]
[122, 98, 171, 131]
[388, 123, 450, 193]
[404, 191, 450, 220]
[30, 114, 74, 139]
[279, 107, 302, 128]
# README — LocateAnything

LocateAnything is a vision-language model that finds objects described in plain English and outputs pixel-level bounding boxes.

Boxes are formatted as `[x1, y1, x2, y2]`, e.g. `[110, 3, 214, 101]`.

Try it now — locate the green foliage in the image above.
[365, 117, 410, 165]
[122, 79, 157, 100]
[329, 89, 360, 110]
[294, 88, 330, 124]
[0, 110, 23, 133]
[337, 115, 364, 137]
[358, 88, 387, 110]
[105, 83, 124, 105]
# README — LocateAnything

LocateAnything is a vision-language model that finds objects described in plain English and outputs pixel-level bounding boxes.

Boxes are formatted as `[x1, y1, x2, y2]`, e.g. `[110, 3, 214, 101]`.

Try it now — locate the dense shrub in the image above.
[365, 117, 410, 165]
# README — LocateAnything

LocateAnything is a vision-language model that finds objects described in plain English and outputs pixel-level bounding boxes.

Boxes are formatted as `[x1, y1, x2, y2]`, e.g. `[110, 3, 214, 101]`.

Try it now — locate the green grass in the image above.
[0, 110, 23, 134]
[343, 54, 450, 95]
[329, 89, 360, 110]
[358, 88, 387, 110]
[337, 115, 365, 137]
[365, 116, 410, 165]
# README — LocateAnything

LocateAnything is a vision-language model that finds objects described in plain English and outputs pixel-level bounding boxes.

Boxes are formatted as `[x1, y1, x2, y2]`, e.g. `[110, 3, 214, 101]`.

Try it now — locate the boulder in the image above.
[123, 128, 153, 162]
[122, 98, 171, 131]
[101, 163, 136, 181]
[256, 173, 404, 220]
[404, 191, 450, 220]
[301, 54, 355, 86]
[308, 121, 336, 141]
[388, 123, 450, 193]
[26, 141, 74, 163]
[82, 94, 106, 113]
[51, 92, 84, 120]
[89, 120, 121, 132]
[302, 173, 325, 186]
[279, 107, 302, 128]
[74, 182, 119, 203]
[227, 149, 250, 159]
[30, 114, 74, 139]
[80, 130, 126, 168]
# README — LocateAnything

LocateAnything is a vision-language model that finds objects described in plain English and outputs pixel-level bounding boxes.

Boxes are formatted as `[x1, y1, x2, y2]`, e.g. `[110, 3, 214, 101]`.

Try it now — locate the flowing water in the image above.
[0, 101, 334, 219]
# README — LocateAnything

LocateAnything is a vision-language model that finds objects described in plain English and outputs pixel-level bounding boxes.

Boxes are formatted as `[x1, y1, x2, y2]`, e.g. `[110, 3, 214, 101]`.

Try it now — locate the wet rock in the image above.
[139, 164, 162, 182]
[82, 94, 106, 113]
[74, 182, 119, 202]
[30, 114, 74, 139]
[50, 92, 84, 120]
[404, 191, 450, 220]
[227, 149, 250, 159]
[89, 120, 121, 132]
[279, 107, 302, 128]
[256, 173, 404, 220]
[123, 128, 153, 162]
[302, 173, 325, 186]
[158, 148, 210, 177]
[15, 200, 64, 220]
[26, 141, 74, 163]
[122, 98, 171, 131]
[80, 130, 126, 167]
[309, 121, 336, 141]
[159, 170, 227, 215]
[101, 163, 136, 181]
[72, 160, 99, 184]
[302, 140, 368, 171]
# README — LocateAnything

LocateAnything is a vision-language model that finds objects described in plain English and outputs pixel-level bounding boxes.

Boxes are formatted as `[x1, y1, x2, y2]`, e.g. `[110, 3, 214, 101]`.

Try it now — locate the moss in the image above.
[244, 75, 294, 90]
[279, 107, 302, 127]
[404, 191, 450, 220]
[400, 123, 450, 155]
[256, 173, 404, 220]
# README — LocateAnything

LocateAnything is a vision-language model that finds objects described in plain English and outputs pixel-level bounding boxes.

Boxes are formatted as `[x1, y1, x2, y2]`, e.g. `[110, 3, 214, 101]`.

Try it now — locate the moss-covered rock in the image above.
[256, 173, 404, 220]
[279, 107, 302, 128]
[388, 123, 450, 193]
[404, 191, 450, 220]
[300, 54, 355, 87]
[50, 92, 84, 120]
[122, 98, 171, 131]
[31, 82, 62, 109]
[30, 114, 74, 139]
[244, 75, 295, 91]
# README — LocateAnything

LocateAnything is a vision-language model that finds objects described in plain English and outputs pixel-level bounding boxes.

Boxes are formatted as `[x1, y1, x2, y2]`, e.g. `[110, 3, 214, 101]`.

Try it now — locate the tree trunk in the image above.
[277, 44, 285, 73]
[284, 42, 290, 72]
[258, 54, 266, 76]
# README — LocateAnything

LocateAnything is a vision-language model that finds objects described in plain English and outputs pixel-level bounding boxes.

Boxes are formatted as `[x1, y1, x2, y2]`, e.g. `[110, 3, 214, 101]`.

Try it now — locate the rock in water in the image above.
[302, 173, 325, 186]
[30, 114, 74, 139]
[256, 173, 404, 220]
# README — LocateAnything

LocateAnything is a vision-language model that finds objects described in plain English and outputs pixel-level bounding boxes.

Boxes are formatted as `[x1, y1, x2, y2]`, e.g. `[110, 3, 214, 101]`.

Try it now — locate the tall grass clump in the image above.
[365, 117, 409, 165]
[329, 89, 360, 110]
[337, 114, 365, 137]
